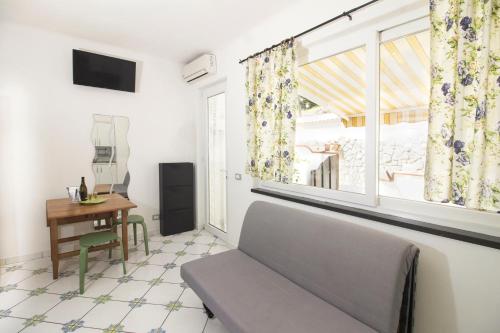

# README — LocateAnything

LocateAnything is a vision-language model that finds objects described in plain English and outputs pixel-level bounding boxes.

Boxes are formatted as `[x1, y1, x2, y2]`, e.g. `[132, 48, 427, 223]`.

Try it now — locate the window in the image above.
[379, 29, 430, 202]
[260, 11, 499, 230]
[294, 46, 367, 195]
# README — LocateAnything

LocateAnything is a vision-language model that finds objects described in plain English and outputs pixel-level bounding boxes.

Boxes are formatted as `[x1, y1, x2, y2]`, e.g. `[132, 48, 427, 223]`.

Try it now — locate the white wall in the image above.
[193, 0, 500, 332]
[0, 21, 196, 261]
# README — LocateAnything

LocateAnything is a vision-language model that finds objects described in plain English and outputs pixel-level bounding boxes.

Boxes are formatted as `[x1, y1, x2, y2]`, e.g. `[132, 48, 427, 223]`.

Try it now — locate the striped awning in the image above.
[342, 109, 429, 128]
[298, 30, 430, 123]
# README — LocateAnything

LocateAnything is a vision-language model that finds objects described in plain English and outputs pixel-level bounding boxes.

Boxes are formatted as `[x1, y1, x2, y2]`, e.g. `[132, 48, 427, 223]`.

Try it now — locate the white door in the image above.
[205, 86, 227, 234]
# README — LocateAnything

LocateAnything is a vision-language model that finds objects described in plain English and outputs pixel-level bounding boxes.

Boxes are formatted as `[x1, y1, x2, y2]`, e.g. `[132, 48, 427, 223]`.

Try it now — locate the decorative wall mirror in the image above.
[91, 114, 130, 198]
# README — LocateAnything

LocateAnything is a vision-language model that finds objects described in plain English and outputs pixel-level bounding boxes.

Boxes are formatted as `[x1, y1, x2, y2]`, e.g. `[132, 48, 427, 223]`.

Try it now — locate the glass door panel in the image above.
[207, 93, 227, 232]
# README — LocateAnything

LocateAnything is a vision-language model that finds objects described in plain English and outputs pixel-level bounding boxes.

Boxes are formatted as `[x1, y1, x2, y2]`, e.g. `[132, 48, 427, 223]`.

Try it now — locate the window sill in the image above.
[251, 187, 500, 250]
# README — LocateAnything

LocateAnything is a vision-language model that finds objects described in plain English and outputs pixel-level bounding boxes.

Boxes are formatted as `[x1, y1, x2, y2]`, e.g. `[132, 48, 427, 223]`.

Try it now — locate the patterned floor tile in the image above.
[20, 258, 52, 271]
[80, 300, 130, 329]
[9, 293, 61, 318]
[143, 282, 184, 305]
[71, 327, 102, 333]
[185, 244, 211, 255]
[22, 321, 63, 332]
[162, 267, 183, 284]
[0, 289, 30, 309]
[109, 280, 150, 302]
[57, 259, 80, 273]
[149, 235, 170, 242]
[46, 275, 81, 294]
[204, 318, 230, 333]
[128, 240, 147, 250]
[147, 253, 177, 266]
[102, 262, 137, 279]
[121, 303, 169, 333]
[147, 242, 164, 251]
[209, 245, 231, 255]
[193, 235, 216, 245]
[162, 242, 188, 253]
[126, 250, 152, 264]
[87, 250, 113, 262]
[44, 296, 95, 324]
[85, 260, 112, 275]
[214, 239, 228, 246]
[131, 265, 165, 281]
[175, 254, 202, 266]
[178, 288, 203, 309]
[82, 277, 120, 298]
[0, 228, 232, 333]
[194, 230, 212, 237]
[1, 264, 24, 272]
[162, 307, 207, 333]
[171, 233, 197, 243]
[16, 273, 54, 291]
[0, 267, 11, 275]
[0, 316, 25, 332]
[0, 269, 33, 286]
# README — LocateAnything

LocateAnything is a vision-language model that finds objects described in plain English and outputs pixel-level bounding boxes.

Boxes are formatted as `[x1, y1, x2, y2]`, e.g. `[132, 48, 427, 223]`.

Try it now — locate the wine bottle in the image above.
[80, 177, 88, 201]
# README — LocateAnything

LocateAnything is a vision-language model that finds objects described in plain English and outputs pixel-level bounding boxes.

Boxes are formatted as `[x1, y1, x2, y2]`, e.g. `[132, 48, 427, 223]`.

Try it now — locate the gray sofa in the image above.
[181, 201, 419, 333]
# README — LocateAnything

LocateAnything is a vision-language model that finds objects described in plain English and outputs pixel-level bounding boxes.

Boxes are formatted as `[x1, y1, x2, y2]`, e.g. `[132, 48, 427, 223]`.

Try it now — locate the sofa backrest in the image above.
[238, 201, 419, 333]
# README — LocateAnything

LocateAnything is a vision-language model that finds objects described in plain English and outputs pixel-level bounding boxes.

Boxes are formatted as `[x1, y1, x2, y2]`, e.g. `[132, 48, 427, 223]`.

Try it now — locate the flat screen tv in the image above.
[73, 50, 136, 92]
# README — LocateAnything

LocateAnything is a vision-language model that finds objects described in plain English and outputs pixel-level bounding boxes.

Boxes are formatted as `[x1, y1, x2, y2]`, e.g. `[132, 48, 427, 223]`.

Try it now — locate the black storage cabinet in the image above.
[159, 163, 195, 236]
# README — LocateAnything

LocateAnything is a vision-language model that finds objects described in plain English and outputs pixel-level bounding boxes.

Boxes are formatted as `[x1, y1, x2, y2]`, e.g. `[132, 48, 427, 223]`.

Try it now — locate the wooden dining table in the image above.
[46, 193, 137, 279]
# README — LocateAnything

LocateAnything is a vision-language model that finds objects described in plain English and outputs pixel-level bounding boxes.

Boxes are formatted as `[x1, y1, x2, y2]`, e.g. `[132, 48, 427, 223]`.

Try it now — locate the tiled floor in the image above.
[0, 229, 232, 333]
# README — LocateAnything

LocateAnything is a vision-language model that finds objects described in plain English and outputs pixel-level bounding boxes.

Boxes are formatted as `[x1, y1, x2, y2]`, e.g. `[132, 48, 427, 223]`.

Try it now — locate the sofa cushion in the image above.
[181, 249, 376, 333]
[238, 201, 419, 333]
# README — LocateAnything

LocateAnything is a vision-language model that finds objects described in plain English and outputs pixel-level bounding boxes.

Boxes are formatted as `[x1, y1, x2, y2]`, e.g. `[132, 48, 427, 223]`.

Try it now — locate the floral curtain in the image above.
[425, 0, 499, 211]
[245, 39, 299, 183]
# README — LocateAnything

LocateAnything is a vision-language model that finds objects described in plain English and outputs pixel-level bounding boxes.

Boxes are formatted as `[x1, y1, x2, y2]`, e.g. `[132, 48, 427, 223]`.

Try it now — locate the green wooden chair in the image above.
[79, 231, 126, 294]
[113, 215, 149, 255]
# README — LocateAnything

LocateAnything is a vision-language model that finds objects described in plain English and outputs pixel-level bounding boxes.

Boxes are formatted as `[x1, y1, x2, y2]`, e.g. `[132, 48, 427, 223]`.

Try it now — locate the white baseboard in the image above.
[0, 251, 51, 267]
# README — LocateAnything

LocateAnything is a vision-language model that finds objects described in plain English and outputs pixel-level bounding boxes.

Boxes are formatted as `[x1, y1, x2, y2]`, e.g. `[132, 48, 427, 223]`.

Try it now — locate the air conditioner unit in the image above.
[182, 54, 216, 83]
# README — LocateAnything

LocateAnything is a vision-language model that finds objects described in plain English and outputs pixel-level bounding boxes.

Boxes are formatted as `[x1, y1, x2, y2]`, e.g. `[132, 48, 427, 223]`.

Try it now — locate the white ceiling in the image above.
[0, 0, 299, 62]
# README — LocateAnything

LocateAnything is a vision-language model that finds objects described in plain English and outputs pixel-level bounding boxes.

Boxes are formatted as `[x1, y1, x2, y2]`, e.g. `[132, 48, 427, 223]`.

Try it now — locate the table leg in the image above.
[121, 209, 129, 260]
[112, 211, 118, 225]
[49, 220, 59, 279]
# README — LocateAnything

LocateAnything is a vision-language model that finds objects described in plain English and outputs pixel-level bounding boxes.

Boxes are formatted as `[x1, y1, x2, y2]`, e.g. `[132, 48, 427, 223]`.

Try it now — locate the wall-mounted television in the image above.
[73, 50, 136, 92]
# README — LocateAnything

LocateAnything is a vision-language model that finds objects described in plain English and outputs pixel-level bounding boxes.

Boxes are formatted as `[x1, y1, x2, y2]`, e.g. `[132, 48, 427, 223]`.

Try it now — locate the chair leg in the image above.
[118, 238, 126, 275]
[85, 249, 89, 272]
[133, 223, 137, 246]
[140, 222, 149, 255]
[108, 241, 112, 259]
[79, 247, 88, 294]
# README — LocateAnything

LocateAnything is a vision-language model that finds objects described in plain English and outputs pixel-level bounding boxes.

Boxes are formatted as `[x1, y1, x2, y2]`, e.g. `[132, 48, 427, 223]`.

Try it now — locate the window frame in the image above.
[263, 29, 377, 207]
[257, 3, 500, 234]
